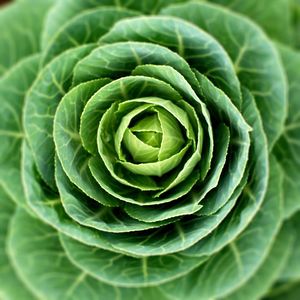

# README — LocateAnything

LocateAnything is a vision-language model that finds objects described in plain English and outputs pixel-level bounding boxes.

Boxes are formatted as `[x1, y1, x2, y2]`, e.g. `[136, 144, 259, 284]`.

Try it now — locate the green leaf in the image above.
[104, 191, 242, 257]
[219, 222, 294, 300]
[209, 0, 294, 45]
[266, 282, 300, 300]
[274, 44, 300, 218]
[278, 212, 300, 282]
[0, 54, 40, 208]
[55, 157, 174, 233]
[0, 188, 36, 300]
[54, 78, 120, 206]
[123, 128, 160, 163]
[22, 141, 117, 253]
[193, 74, 251, 216]
[73, 41, 199, 86]
[24, 45, 95, 189]
[161, 1, 287, 149]
[183, 87, 268, 257]
[292, 0, 300, 48]
[7, 208, 139, 300]
[42, 0, 187, 48]
[0, 0, 54, 77]
[42, 7, 140, 65]
[60, 233, 208, 288]
[158, 156, 282, 299]
[101, 16, 242, 107]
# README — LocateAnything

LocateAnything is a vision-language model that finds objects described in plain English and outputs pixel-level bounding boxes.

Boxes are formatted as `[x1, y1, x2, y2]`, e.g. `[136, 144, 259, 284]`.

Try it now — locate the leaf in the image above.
[158, 156, 282, 299]
[60, 233, 208, 288]
[7, 208, 139, 300]
[0, 54, 40, 208]
[0, 0, 54, 77]
[55, 157, 174, 233]
[104, 190, 243, 257]
[274, 44, 300, 218]
[0, 188, 36, 300]
[42, 7, 140, 65]
[54, 78, 120, 206]
[277, 212, 300, 282]
[101, 16, 242, 107]
[24, 45, 95, 189]
[209, 0, 294, 45]
[161, 1, 287, 149]
[266, 283, 300, 300]
[42, 0, 188, 49]
[22, 141, 117, 253]
[193, 74, 251, 216]
[221, 222, 294, 300]
[183, 87, 268, 257]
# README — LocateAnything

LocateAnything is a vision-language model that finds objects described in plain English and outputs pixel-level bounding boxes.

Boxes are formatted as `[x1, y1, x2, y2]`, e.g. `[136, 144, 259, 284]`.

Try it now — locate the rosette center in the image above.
[98, 97, 195, 178]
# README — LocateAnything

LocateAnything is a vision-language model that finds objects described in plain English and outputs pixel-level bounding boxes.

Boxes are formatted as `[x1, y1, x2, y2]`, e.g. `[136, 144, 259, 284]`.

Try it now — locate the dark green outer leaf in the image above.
[0, 188, 36, 300]
[277, 212, 300, 283]
[42, 7, 140, 65]
[7, 208, 140, 300]
[274, 44, 300, 218]
[221, 222, 294, 300]
[100, 16, 242, 107]
[59, 233, 208, 288]
[0, 0, 53, 77]
[161, 1, 288, 149]
[0, 54, 40, 208]
[182, 87, 268, 257]
[54, 78, 119, 207]
[42, 0, 187, 49]
[209, 0, 294, 45]
[24, 45, 95, 189]
[157, 156, 282, 299]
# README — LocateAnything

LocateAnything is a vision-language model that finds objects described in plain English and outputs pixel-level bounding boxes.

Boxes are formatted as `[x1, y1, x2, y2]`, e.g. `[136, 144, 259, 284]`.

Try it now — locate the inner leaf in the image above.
[134, 131, 162, 148]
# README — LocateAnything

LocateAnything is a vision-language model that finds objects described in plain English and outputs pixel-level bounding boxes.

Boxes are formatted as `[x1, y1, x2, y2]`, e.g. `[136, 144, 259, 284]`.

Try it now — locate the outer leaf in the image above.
[161, 1, 287, 148]
[42, 0, 187, 49]
[274, 44, 300, 218]
[222, 223, 294, 300]
[100, 16, 242, 107]
[24, 45, 94, 189]
[278, 212, 300, 282]
[0, 188, 36, 300]
[0, 54, 40, 208]
[266, 282, 300, 300]
[42, 7, 140, 64]
[183, 87, 268, 257]
[60, 233, 207, 288]
[209, 0, 294, 45]
[158, 156, 282, 299]
[7, 208, 140, 300]
[0, 0, 53, 76]
[292, 0, 300, 48]
[22, 141, 116, 253]
[53, 78, 119, 206]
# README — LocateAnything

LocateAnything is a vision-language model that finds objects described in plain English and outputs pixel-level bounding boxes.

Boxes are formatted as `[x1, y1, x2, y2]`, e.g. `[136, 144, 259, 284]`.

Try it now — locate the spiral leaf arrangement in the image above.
[0, 1, 300, 300]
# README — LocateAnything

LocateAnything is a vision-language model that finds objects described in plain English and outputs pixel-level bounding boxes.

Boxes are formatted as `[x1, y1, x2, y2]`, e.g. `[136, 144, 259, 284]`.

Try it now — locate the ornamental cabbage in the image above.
[0, 0, 300, 300]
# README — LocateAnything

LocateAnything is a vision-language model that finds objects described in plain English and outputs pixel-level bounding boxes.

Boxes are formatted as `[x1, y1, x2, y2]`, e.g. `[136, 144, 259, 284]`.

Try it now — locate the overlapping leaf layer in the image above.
[0, 0, 299, 299]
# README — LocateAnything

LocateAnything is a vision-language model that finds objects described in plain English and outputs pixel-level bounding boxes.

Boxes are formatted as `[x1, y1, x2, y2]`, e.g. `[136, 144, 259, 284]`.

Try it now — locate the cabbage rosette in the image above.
[0, 1, 300, 300]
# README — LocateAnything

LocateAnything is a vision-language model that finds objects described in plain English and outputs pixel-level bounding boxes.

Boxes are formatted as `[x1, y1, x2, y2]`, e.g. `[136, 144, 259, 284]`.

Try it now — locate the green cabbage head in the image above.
[0, 0, 300, 299]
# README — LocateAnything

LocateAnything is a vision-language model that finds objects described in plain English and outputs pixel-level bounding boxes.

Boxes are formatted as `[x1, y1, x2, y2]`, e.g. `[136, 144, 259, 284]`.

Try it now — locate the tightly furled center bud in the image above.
[99, 97, 195, 178]
[122, 108, 186, 163]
